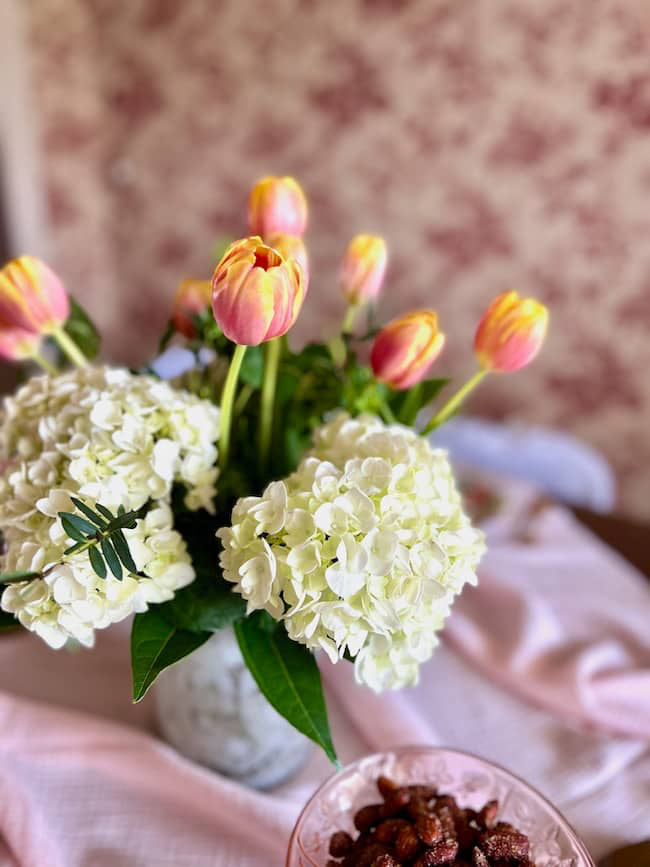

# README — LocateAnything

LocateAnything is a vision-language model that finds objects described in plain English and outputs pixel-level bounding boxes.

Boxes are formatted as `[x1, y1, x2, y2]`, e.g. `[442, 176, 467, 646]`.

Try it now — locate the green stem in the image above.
[52, 326, 88, 368]
[30, 348, 58, 376]
[342, 304, 359, 335]
[219, 344, 247, 469]
[259, 338, 281, 471]
[422, 369, 487, 434]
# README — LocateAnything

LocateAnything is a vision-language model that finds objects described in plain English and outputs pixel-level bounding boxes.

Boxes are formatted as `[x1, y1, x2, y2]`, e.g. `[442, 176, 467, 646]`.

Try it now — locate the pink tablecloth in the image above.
[1, 487, 650, 866]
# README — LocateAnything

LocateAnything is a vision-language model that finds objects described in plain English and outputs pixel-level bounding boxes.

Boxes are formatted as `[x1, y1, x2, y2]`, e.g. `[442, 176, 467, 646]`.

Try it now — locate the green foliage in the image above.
[62, 297, 101, 360]
[131, 608, 211, 701]
[235, 613, 338, 765]
[0, 570, 41, 584]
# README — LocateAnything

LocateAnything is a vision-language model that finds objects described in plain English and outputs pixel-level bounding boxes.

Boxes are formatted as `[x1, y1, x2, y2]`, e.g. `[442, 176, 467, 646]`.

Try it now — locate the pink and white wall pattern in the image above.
[24, 0, 650, 519]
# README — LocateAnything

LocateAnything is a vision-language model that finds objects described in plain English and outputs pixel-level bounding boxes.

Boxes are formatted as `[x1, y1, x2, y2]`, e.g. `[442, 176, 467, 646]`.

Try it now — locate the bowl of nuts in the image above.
[286, 746, 595, 866]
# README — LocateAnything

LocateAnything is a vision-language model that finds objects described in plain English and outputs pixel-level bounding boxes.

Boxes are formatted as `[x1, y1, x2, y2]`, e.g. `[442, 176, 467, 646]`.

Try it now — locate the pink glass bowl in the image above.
[286, 746, 595, 866]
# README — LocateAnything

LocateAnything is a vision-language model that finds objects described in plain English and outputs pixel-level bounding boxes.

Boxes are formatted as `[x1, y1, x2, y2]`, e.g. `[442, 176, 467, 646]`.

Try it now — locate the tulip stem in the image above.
[259, 337, 281, 472]
[342, 304, 359, 335]
[219, 343, 247, 469]
[422, 369, 487, 435]
[30, 349, 58, 376]
[52, 326, 88, 368]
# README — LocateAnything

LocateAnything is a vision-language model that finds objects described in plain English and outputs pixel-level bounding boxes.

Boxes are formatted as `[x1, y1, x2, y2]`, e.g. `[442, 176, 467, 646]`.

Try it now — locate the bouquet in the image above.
[0, 178, 548, 764]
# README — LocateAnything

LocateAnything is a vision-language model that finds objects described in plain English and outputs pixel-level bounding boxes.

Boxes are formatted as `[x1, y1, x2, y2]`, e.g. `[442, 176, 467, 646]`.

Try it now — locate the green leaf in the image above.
[88, 546, 107, 579]
[60, 516, 89, 542]
[63, 541, 86, 556]
[157, 573, 245, 633]
[70, 497, 107, 528]
[58, 511, 98, 537]
[389, 378, 450, 426]
[235, 614, 338, 765]
[131, 609, 211, 701]
[95, 503, 115, 521]
[0, 570, 41, 584]
[100, 537, 122, 580]
[112, 530, 137, 574]
[106, 510, 140, 531]
[0, 610, 19, 631]
[63, 297, 101, 360]
[239, 345, 264, 388]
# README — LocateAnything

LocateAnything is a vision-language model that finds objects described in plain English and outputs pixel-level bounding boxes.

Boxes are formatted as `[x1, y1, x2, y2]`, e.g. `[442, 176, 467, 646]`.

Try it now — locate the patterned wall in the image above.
[24, 0, 650, 519]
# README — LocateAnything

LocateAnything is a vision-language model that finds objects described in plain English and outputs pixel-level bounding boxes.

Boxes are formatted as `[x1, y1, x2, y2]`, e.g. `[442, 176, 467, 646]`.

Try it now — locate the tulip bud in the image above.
[172, 278, 212, 338]
[0, 327, 42, 361]
[371, 310, 445, 389]
[341, 234, 387, 306]
[265, 232, 309, 286]
[474, 291, 549, 372]
[248, 176, 308, 238]
[0, 256, 70, 335]
[211, 236, 306, 346]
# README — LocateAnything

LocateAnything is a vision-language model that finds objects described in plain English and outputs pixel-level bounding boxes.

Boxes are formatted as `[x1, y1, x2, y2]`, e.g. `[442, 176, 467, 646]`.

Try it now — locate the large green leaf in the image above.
[131, 608, 211, 701]
[63, 297, 101, 360]
[389, 377, 450, 426]
[235, 614, 338, 765]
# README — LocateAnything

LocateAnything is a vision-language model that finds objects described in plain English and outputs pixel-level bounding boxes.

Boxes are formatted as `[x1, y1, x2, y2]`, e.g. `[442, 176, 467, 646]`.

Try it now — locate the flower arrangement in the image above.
[0, 178, 548, 764]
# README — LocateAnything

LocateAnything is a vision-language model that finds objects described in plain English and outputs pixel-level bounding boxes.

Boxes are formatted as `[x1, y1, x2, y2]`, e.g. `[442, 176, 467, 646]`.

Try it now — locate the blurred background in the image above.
[1, 0, 650, 520]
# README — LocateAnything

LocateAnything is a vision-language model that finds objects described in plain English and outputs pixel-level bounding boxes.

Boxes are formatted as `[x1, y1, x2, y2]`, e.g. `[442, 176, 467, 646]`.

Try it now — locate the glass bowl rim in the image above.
[286, 743, 596, 866]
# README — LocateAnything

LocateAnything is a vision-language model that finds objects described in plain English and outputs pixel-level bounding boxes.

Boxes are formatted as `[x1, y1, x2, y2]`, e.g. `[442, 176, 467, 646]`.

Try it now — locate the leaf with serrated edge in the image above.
[235, 615, 338, 765]
[131, 609, 210, 701]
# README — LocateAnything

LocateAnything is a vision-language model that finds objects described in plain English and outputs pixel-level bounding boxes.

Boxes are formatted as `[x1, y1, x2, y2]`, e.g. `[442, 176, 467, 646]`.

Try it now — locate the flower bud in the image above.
[341, 234, 387, 305]
[248, 176, 308, 238]
[172, 278, 212, 338]
[0, 327, 42, 361]
[211, 236, 306, 346]
[474, 291, 549, 372]
[371, 310, 445, 389]
[0, 256, 70, 335]
[265, 232, 309, 287]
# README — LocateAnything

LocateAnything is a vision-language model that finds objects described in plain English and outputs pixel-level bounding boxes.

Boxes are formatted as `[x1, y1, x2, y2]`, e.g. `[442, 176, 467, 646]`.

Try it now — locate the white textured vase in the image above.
[153, 627, 313, 789]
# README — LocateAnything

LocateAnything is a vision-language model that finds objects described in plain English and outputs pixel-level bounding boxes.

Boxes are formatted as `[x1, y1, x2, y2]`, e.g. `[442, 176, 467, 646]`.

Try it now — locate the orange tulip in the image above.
[265, 232, 309, 286]
[474, 291, 549, 372]
[172, 278, 212, 338]
[371, 310, 445, 389]
[0, 256, 69, 335]
[211, 236, 306, 346]
[248, 176, 307, 238]
[341, 234, 387, 305]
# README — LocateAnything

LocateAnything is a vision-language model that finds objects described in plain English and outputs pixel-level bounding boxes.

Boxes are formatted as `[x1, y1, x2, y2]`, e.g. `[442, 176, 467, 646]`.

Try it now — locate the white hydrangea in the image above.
[0, 366, 220, 648]
[218, 413, 485, 691]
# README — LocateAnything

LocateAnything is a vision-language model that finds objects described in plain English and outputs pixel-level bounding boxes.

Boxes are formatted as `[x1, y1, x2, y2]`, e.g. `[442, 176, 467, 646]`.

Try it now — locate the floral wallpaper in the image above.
[24, 0, 650, 520]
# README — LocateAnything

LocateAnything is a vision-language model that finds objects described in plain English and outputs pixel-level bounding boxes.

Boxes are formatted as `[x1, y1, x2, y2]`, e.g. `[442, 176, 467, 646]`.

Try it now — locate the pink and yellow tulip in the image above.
[265, 232, 309, 287]
[371, 309, 445, 389]
[0, 327, 43, 362]
[0, 256, 69, 335]
[341, 234, 387, 306]
[248, 176, 308, 239]
[172, 278, 212, 338]
[211, 236, 306, 346]
[474, 291, 549, 372]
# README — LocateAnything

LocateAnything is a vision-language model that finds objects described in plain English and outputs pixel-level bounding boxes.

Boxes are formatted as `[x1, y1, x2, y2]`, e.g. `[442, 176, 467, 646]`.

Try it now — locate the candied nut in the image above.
[354, 804, 383, 832]
[375, 818, 410, 843]
[373, 856, 400, 867]
[381, 787, 412, 818]
[416, 813, 443, 846]
[377, 775, 399, 799]
[329, 830, 354, 857]
[407, 784, 438, 799]
[355, 843, 391, 867]
[409, 795, 436, 820]
[472, 847, 489, 867]
[478, 799, 499, 830]
[435, 805, 457, 840]
[395, 824, 421, 861]
[480, 823, 530, 861]
[413, 839, 458, 866]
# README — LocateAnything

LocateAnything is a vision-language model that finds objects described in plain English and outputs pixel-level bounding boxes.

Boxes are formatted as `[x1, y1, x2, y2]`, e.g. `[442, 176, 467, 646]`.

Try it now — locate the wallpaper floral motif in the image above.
[24, 0, 650, 519]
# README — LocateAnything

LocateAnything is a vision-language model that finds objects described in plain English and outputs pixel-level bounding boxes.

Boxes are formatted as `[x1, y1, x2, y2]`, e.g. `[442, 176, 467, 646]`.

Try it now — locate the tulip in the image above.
[371, 310, 445, 390]
[341, 234, 387, 307]
[172, 278, 212, 338]
[0, 327, 42, 361]
[265, 232, 309, 286]
[211, 236, 306, 346]
[0, 256, 69, 335]
[248, 176, 308, 238]
[474, 290, 549, 372]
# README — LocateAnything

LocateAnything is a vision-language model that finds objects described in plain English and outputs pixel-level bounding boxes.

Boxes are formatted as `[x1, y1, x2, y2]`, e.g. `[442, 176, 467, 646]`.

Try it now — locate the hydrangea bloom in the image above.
[218, 413, 485, 691]
[0, 366, 220, 648]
